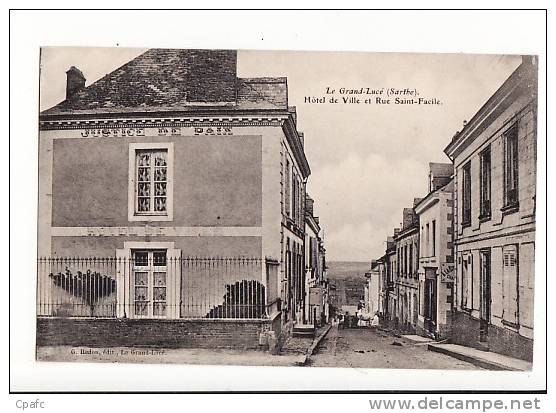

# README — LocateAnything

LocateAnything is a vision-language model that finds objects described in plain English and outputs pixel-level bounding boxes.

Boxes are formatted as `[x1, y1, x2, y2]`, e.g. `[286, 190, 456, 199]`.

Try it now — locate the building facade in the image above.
[394, 207, 420, 332]
[365, 260, 382, 318]
[414, 163, 455, 339]
[444, 56, 537, 361]
[304, 194, 328, 327]
[37, 49, 315, 349]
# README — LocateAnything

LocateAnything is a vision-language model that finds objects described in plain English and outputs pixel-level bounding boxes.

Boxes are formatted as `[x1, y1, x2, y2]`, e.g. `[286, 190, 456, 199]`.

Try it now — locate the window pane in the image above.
[153, 252, 167, 266]
[134, 271, 148, 285]
[154, 167, 167, 182]
[154, 197, 167, 212]
[137, 153, 151, 166]
[153, 302, 167, 316]
[154, 152, 167, 166]
[153, 271, 166, 285]
[138, 182, 150, 196]
[153, 287, 166, 301]
[155, 182, 167, 196]
[138, 167, 150, 182]
[134, 286, 148, 301]
[133, 253, 149, 267]
[135, 302, 148, 316]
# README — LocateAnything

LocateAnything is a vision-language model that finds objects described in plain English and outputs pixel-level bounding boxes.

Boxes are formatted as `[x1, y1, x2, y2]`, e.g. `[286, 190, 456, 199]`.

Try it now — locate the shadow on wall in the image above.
[206, 279, 266, 319]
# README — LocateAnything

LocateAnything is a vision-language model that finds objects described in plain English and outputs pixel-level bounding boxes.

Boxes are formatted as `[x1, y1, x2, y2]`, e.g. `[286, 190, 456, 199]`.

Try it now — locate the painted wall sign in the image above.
[80, 128, 145, 138]
[194, 126, 233, 136]
[440, 263, 455, 283]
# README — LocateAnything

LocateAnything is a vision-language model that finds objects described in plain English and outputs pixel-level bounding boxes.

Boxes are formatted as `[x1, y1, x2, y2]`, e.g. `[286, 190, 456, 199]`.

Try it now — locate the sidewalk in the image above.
[428, 343, 532, 371]
[281, 324, 333, 365]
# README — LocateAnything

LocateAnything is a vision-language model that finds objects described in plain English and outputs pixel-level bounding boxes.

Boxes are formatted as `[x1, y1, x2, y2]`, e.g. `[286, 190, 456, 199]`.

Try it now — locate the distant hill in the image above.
[326, 261, 369, 308]
[326, 261, 369, 280]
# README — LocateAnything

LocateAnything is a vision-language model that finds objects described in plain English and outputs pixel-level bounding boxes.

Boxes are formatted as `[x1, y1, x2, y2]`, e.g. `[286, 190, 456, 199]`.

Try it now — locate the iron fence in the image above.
[37, 257, 267, 319]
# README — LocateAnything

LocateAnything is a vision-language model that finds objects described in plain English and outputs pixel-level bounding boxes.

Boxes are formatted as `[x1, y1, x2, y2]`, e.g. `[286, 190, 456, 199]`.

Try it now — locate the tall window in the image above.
[404, 245, 408, 277]
[292, 174, 298, 222]
[133, 250, 167, 318]
[461, 252, 473, 310]
[502, 245, 519, 325]
[285, 159, 291, 217]
[431, 220, 436, 256]
[504, 125, 519, 209]
[480, 146, 491, 219]
[426, 223, 430, 256]
[462, 162, 472, 226]
[128, 143, 173, 221]
[409, 244, 413, 275]
[136, 150, 167, 214]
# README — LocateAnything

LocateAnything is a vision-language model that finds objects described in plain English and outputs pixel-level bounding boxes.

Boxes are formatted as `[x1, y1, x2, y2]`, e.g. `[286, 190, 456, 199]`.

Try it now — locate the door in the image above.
[480, 249, 491, 341]
[424, 269, 437, 334]
[132, 250, 168, 318]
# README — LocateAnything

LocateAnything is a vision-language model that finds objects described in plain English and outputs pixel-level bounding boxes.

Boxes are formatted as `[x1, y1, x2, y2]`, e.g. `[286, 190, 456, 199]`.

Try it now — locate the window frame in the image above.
[502, 244, 520, 327]
[128, 142, 174, 222]
[132, 249, 168, 318]
[461, 161, 472, 227]
[479, 145, 492, 221]
[502, 124, 520, 212]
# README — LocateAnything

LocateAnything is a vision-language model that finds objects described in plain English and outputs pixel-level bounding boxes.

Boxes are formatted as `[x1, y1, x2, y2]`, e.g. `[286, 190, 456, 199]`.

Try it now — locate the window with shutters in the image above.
[502, 245, 519, 326]
[285, 159, 291, 218]
[128, 143, 174, 221]
[462, 162, 472, 227]
[479, 146, 491, 220]
[503, 125, 519, 212]
[461, 252, 473, 310]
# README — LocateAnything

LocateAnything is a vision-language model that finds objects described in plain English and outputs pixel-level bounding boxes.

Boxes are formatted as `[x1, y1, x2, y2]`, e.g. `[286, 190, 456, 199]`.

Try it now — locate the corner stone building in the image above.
[444, 56, 537, 361]
[37, 49, 310, 349]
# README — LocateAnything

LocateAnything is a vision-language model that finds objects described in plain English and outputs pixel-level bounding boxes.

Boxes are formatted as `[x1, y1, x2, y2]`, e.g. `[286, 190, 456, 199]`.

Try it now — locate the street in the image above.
[308, 326, 482, 370]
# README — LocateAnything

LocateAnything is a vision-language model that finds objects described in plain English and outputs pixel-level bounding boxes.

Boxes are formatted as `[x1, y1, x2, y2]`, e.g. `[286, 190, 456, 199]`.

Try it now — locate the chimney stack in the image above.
[305, 194, 314, 216]
[66, 66, 86, 100]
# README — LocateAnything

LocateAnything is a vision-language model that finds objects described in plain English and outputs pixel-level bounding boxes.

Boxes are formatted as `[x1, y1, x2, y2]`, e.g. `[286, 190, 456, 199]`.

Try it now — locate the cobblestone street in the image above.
[308, 326, 482, 369]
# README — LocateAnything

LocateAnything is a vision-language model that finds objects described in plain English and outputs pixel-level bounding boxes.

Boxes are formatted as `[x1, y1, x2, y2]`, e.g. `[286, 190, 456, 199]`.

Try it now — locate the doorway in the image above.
[424, 268, 437, 335]
[479, 249, 491, 342]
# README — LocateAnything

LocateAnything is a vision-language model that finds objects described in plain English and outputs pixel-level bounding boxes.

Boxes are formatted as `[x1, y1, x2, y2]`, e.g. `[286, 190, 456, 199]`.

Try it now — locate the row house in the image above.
[382, 237, 397, 323]
[304, 195, 328, 327]
[414, 163, 454, 339]
[364, 259, 382, 318]
[393, 204, 421, 332]
[37, 48, 312, 350]
[444, 56, 537, 361]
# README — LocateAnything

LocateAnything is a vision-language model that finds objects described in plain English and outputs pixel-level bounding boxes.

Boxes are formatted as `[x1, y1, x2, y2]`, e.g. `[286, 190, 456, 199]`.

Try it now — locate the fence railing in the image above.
[37, 257, 267, 320]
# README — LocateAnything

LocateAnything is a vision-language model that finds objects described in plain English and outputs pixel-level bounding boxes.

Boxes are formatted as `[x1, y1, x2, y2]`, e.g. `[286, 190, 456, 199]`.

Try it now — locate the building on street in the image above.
[304, 194, 328, 327]
[414, 163, 455, 340]
[443, 56, 537, 361]
[364, 259, 382, 318]
[37, 48, 318, 350]
[393, 203, 421, 332]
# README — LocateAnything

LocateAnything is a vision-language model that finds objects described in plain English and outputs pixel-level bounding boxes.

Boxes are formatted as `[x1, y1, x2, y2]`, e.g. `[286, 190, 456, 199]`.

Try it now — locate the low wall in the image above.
[450, 312, 533, 362]
[37, 317, 272, 350]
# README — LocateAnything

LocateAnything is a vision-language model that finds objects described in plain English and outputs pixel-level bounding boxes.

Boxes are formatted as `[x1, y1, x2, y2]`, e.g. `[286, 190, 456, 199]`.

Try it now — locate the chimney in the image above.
[185, 49, 237, 103]
[66, 66, 86, 100]
[402, 208, 415, 229]
[393, 228, 401, 236]
[305, 194, 314, 216]
[289, 106, 298, 125]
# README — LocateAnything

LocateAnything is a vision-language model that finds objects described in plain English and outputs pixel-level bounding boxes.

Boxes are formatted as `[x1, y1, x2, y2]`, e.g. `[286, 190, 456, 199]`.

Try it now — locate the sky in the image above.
[40, 48, 521, 262]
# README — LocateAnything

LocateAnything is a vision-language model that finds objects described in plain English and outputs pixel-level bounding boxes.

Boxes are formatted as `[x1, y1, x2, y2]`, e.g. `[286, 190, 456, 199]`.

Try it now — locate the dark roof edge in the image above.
[444, 57, 537, 158]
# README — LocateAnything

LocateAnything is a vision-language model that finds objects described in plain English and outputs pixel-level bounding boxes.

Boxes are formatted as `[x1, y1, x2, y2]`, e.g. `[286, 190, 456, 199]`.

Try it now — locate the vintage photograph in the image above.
[36, 47, 537, 371]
